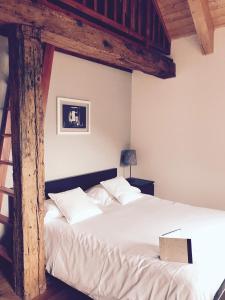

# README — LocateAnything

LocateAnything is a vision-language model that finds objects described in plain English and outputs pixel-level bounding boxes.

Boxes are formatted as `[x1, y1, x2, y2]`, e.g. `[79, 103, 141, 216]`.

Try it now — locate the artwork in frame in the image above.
[57, 97, 91, 134]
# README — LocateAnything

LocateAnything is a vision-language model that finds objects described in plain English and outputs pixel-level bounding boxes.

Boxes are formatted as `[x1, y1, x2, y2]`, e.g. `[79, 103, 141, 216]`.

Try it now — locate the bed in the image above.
[44, 168, 225, 300]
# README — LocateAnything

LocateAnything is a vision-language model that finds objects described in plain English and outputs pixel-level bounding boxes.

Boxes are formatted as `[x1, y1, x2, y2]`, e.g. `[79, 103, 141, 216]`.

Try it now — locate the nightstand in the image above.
[127, 177, 154, 196]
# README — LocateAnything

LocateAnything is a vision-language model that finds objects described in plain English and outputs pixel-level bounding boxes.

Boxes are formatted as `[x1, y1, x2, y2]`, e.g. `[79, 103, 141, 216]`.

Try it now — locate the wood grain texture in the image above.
[41, 0, 171, 54]
[187, 0, 214, 54]
[8, 24, 46, 300]
[42, 0, 145, 42]
[158, 0, 195, 39]
[0, 0, 175, 78]
[157, 0, 225, 41]
[153, 0, 171, 42]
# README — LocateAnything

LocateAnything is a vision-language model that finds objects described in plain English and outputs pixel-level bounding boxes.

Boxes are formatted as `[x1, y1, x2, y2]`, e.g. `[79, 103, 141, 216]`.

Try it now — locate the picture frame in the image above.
[57, 97, 91, 134]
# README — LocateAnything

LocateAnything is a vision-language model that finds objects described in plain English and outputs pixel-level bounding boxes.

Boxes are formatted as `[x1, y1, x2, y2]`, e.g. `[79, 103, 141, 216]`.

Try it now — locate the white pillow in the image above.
[86, 184, 114, 206]
[130, 186, 141, 193]
[44, 199, 63, 222]
[117, 192, 143, 205]
[100, 177, 142, 205]
[48, 187, 103, 224]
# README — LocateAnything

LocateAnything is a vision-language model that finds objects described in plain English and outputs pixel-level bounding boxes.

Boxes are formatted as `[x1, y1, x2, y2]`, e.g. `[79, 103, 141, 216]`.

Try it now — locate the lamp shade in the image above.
[121, 149, 137, 166]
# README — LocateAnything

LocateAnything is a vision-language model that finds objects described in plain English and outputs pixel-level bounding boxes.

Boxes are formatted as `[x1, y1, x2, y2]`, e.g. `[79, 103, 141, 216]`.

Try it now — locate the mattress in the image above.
[45, 195, 225, 300]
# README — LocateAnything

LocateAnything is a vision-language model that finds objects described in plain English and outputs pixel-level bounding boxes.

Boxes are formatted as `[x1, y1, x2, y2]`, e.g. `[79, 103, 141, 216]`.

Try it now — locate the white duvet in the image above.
[45, 195, 225, 300]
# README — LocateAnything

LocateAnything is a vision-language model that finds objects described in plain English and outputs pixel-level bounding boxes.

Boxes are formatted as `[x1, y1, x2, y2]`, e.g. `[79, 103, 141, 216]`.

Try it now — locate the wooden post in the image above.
[8, 24, 46, 300]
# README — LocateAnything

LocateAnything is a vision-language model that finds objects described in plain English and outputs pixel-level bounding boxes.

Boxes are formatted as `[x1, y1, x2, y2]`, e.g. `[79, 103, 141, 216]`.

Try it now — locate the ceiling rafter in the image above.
[187, 0, 214, 54]
[157, 0, 221, 54]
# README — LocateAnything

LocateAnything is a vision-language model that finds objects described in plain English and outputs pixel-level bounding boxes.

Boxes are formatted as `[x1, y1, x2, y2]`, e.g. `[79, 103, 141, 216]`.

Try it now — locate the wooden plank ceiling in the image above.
[158, 0, 225, 39]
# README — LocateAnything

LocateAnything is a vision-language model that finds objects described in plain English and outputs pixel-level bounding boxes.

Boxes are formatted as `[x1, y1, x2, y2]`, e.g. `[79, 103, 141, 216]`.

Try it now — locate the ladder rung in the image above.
[0, 244, 12, 263]
[0, 214, 12, 226]
[1, 133, 11, 137]
[0, 160, 13, 166]
[0, 186, 14, 197]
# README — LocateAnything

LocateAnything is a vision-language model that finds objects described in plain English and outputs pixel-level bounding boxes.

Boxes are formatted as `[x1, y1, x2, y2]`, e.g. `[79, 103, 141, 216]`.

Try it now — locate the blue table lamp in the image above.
[121, 149, 137, 178]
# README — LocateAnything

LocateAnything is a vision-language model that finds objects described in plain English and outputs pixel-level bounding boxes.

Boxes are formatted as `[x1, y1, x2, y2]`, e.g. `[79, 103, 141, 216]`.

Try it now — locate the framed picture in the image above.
[57, 97, 91, 134]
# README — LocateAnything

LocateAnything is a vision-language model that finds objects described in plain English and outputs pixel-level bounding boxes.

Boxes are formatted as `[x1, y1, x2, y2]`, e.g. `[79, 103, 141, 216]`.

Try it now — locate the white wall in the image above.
[131, 28, 225, 210]
[45, 52, 131, 180]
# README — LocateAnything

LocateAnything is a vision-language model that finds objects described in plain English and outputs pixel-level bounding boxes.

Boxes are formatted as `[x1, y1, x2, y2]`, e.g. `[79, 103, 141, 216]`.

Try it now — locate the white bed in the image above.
[45, 194, 225, 300]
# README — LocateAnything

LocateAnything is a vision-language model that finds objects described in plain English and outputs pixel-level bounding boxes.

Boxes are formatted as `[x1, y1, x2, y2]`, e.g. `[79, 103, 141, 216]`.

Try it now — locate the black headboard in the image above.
[45, 168, 117, 199]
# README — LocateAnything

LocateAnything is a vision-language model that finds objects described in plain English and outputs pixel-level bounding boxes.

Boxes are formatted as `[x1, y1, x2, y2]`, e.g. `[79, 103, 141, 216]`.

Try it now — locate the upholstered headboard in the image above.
[45, 168, 117, 199]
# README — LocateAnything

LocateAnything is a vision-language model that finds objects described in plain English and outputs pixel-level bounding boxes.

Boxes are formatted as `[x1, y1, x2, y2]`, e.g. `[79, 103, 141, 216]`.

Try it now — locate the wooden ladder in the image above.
[0, 86, 14, 264]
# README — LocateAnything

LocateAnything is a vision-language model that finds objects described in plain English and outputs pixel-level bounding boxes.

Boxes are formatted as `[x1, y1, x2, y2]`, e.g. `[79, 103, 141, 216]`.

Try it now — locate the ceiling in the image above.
[158, 0, 225, 39]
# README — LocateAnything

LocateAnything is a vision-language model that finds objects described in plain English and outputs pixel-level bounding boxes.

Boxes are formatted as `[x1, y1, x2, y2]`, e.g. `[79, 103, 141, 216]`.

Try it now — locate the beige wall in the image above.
[45, 51, 131, 180]
[0, 46, 131, 238]
[131, 28, 225, 210]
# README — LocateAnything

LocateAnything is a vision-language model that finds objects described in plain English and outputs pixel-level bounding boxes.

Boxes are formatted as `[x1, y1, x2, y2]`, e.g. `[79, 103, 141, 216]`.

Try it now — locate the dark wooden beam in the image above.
[130, 0, 136, 32]
[122, 0, 127, 27]
[43, 0, 145, 42]
[42, 44, 54, 114]
[114, 0, 118, 22]
[137, 0, 142, 36]
[93, 0, 98, 12]
[145, 0, 151, 48]
[0, 0, 175, 78]
[8, 24, 46, 300]
[104, 0, 108, 17]
[152, 0, 171, 43]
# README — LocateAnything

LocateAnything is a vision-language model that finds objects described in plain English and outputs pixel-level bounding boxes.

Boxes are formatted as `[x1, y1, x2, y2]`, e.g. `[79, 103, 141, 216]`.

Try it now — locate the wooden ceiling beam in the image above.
[187, 0, 214, 54]
[0, 0, 175, 78]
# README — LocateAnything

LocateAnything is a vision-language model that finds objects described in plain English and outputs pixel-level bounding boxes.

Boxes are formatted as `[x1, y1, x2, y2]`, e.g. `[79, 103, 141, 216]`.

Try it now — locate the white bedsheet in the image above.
[45, 195, 225, 300]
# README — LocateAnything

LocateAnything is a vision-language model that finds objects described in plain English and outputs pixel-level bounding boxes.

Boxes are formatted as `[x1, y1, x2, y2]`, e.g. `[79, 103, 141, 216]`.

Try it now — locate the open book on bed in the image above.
[159, 229, 193, 264]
